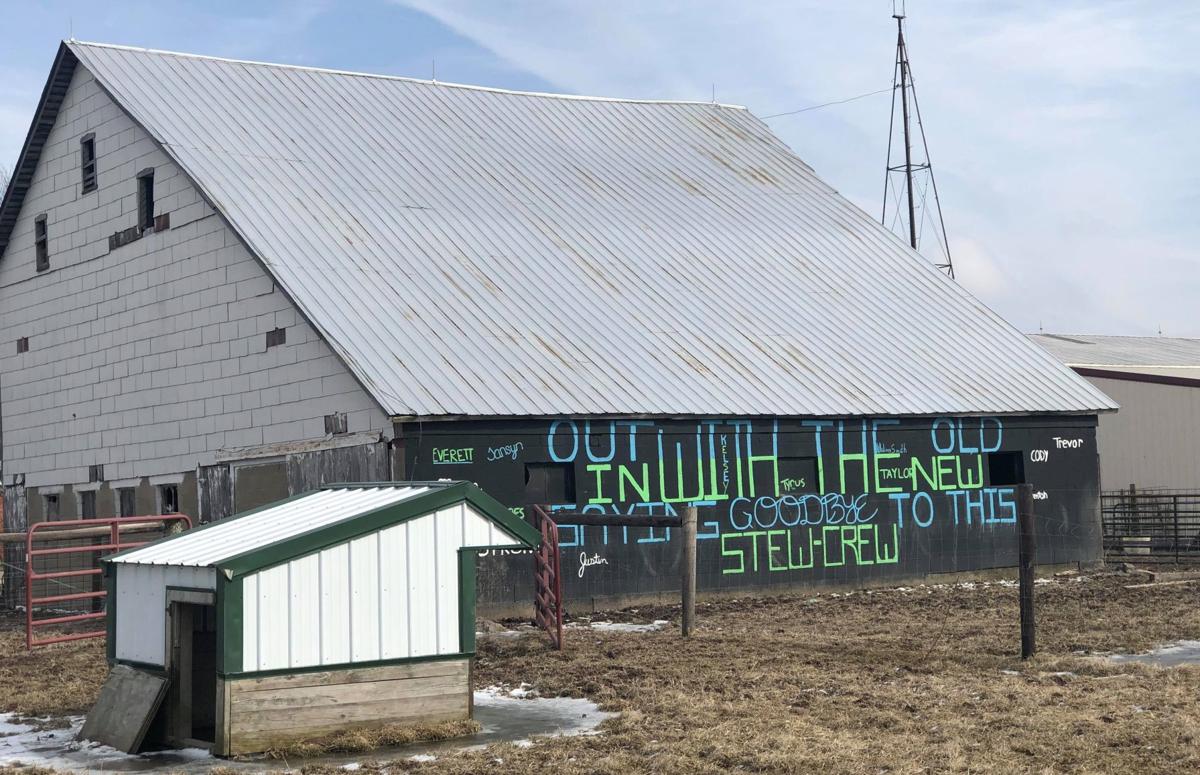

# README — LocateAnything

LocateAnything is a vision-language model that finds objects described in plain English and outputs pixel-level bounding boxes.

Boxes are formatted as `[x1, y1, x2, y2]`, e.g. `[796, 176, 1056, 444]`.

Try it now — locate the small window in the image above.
[988, 451, 1026, 486]
[778, 456, 819, 493]
[88, 464, 104, 482]
[524, 462, 577, 505]
[80, 490, 97, 520]
[324, 412, 348, 435]
[137, 168, 155, 231]
[44, 494, 60, 521]
[80, 134, 97, 193]
[16, 337, 29, 354]
[34, 214, 48, 272]
[117, 487, 137, 518]
[265, 327, 286, 348]
[159, 484, 179, 514]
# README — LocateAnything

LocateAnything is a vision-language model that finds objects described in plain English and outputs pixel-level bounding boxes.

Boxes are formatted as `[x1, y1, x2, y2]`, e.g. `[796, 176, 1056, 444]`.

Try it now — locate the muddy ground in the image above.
[2, 570, 1199, 774]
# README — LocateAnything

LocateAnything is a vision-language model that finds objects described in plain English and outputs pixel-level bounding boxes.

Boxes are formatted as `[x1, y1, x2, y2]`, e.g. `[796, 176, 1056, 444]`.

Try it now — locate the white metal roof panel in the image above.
[111, 486, 430, 567]
[1030, 334, 1200, 369]
[67, 42, 1116, 418]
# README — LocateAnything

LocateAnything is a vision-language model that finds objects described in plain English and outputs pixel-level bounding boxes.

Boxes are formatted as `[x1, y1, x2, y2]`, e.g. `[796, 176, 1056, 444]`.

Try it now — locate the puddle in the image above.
[0, 715, 214, 773]
[0, 688, 613, 772]
[1111, 640, 1200, 667]
[302, 687, 612, 767]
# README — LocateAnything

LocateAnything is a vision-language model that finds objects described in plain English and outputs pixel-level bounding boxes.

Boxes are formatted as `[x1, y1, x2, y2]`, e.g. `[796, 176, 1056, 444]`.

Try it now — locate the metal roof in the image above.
[109, 481, 539, 569]
[9, 42, 1117, 417]
[1030, 334, 1200, 369]
[111, 485, 432, 567]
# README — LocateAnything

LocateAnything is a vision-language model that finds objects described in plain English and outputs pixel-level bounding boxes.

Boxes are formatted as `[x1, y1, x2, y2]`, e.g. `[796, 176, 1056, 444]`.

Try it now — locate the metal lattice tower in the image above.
[882, 6, 955, 279]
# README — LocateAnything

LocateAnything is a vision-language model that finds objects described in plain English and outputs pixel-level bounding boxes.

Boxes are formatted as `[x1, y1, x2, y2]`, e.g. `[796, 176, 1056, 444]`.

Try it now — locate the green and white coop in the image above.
[94, 481, 538, 755]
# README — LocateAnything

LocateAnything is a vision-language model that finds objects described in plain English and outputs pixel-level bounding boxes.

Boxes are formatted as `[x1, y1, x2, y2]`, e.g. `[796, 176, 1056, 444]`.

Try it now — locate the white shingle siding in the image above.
[0, 65, 389, 488]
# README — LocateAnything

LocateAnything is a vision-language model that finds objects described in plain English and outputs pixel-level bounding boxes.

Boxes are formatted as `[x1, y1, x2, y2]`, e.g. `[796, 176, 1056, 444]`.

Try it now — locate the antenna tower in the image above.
[882, 3, 955, 279]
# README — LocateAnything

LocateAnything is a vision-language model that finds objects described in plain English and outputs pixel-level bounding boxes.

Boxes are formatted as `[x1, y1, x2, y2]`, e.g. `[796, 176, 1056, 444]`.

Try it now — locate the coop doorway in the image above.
[165, 591, 218, 748]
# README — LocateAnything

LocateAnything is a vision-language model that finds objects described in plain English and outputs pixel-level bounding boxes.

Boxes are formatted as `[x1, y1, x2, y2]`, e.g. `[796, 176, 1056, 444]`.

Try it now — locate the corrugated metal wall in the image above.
[1088, 377, 1200, 491]
[240, 505, 513, 672]
[113, 564, 216, 666]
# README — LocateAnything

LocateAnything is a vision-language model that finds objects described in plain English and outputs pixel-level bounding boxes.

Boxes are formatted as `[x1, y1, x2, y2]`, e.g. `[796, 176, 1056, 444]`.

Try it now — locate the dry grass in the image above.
[263, 719, 482, 759]
[3, 573, 1200, 773]
[0, 619, 106, 717]
[418, 571, 1199, 775]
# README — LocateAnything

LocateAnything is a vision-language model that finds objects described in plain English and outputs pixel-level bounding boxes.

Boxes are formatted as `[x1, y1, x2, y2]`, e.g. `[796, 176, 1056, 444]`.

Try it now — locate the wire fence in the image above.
[1101, 488, 1200, 564]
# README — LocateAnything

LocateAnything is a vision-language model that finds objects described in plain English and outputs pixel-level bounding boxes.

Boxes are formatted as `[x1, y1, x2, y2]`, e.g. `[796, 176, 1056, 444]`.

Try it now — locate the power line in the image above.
[761, 86, 893, 119]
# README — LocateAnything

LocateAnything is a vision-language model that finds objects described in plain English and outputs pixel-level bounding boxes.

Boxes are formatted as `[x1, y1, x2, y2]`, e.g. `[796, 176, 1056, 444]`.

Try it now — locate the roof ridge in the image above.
[66, 39, 748, 110]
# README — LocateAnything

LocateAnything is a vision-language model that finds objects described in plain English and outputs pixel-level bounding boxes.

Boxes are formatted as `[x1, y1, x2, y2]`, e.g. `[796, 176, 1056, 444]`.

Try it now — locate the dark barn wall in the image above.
[399, 415, 1101, 612]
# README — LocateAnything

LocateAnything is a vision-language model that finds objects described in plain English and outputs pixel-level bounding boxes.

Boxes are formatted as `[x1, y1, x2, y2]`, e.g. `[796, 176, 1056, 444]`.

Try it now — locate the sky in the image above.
[1, 0, 1196, 337]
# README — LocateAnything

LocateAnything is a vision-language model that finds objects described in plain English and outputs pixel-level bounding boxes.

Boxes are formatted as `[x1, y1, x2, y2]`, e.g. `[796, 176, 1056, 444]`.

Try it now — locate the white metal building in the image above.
[1030, 334, 1200, 491]
[101, 481, 539, 755]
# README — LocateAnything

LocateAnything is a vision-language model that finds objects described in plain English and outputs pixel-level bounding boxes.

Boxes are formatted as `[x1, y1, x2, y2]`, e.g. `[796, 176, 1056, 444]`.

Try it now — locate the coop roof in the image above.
[106, 482, 538, 572]
[1, 41, 1116, 418]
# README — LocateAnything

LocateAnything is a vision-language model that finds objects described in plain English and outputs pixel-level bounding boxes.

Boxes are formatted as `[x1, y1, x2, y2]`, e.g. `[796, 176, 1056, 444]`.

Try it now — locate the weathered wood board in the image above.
[78, 665, 169, 753]
[221, 658, 470, 755]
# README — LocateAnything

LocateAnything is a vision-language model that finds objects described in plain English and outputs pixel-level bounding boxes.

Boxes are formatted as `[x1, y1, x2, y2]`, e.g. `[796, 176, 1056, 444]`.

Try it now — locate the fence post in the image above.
[681, 505, 697, 637]
[1017, 483, 1036, 659]
[1174, 494, 1180, 564]
[1129, 483, 1137, 537]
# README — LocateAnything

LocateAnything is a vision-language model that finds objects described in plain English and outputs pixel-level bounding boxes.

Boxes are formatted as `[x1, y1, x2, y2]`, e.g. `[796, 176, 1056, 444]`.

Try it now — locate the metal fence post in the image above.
[1174, 494, 1180, 564]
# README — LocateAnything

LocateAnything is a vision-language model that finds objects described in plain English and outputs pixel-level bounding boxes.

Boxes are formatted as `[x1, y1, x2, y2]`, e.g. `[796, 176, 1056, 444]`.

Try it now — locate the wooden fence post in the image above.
[1017, 483, 1036, 659]
[681, 505, 697, 637]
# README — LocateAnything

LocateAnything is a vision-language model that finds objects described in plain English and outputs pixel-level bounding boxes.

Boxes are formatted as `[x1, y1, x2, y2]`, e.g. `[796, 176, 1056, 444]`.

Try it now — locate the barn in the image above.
[0, 41, 1117, 620]
[95, 481, 538, 755]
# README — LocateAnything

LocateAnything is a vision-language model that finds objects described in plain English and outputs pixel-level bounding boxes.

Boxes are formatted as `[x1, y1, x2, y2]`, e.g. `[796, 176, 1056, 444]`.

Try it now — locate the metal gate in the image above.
[1101, 488, 1200, 564]
[530, 504, 563, 650]
[25, 515, 192, 648]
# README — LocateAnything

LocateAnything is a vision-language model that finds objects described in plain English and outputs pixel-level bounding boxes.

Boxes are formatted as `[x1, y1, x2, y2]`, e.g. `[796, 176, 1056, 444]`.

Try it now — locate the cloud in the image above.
[393, 0, 1200, 336]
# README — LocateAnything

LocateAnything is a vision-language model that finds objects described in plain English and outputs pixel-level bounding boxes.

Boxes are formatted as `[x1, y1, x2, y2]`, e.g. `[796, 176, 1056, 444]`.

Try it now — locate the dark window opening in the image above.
[778, 456, 819, 492]
[524, 462, 576, 505]
[137, 168, 155, 231]
[265, 327, 286, 348]
[80, 134, 97, 193]
[34, 214, 48, 272]
[117, 487, 137, 518]
[44, 494, 60, 521]
[324, 412, 348, 435]
[988, 451, 1026, 486]
[16, 337, 29, 354]
[159, 484, 179, 515]
[88, 464, 104, 482]
[80, 490, 97, 520]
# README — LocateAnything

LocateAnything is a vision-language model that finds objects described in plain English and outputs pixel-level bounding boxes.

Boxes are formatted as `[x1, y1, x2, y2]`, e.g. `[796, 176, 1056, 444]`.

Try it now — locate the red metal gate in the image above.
[530, 504, 563, 650]
[25, 515, 192, 649]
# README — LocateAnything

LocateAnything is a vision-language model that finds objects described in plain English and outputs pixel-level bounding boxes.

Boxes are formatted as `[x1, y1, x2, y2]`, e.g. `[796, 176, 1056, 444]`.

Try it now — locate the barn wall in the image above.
[237, 505, 515, 673]
[0, 63, 390, 491]
[398, 414, 1103, 612]
[112, 563, 216, 666]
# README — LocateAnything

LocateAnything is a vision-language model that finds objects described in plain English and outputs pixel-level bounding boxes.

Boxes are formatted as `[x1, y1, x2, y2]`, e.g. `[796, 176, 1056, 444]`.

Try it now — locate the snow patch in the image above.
[1111, 640, 1200, 666]
[589, 619, 669, 633]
